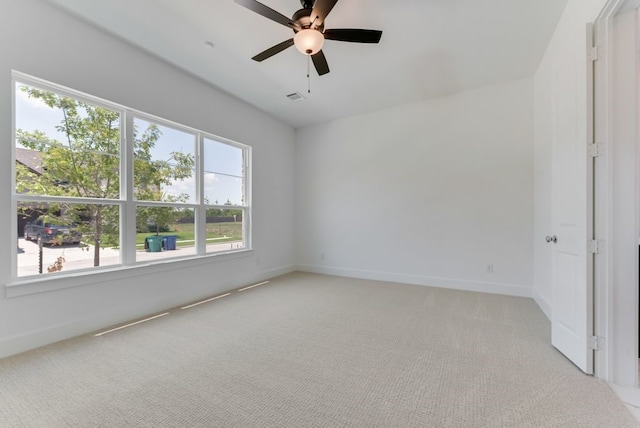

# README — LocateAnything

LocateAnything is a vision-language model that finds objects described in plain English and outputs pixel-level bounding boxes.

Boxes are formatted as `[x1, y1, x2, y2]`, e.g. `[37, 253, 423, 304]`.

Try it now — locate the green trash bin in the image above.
[146, 236, 163, 252]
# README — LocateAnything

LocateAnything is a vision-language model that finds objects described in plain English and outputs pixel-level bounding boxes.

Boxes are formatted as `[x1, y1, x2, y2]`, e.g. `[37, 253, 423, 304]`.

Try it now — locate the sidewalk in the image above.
[17, 238, 244, 277]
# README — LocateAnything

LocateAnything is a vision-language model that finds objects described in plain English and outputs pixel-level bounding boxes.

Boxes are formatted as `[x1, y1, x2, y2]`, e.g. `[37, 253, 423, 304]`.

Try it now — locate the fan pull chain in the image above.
[307, 55, 311, 94]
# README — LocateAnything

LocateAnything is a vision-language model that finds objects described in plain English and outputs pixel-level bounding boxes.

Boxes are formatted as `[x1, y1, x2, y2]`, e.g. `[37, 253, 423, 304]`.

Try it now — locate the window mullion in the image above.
[196, 134, 206, 255]
[122, 112, 136, 265]
[244, 148, 252, 250]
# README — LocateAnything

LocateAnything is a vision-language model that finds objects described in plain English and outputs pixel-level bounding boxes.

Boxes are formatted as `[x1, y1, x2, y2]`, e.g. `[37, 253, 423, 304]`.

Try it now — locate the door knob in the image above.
[545, 235, 557, 243]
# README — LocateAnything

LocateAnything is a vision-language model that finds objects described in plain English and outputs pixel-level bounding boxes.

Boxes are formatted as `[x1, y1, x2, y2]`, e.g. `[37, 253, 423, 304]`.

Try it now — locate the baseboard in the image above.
[532, 288, 552, 320]
[0, 315, 120, 360]
[610, 383, 640, 408]
[294, 264, 532, 298]
[0, 264, 295, 360]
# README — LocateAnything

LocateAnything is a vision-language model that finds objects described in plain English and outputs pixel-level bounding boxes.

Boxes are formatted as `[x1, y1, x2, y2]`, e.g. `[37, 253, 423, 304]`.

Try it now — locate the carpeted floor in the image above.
[0, 272, 637, 427]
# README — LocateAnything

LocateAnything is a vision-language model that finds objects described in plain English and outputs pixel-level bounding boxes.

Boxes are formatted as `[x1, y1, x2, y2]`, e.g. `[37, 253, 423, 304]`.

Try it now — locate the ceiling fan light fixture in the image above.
[235, 0, 383, 76]
[294, 29, 324, 55]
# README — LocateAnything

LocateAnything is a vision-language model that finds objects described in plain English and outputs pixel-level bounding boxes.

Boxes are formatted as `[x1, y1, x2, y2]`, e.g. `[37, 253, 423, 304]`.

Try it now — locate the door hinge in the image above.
[587, 239, 604, 254]
[588, 46, 599, 61]
[587, 142, 605, 158]
[588, 336, 604, 351]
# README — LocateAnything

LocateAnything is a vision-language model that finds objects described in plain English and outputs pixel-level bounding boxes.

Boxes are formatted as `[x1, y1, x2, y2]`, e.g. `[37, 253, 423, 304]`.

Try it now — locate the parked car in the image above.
[23, 216, 83, 246]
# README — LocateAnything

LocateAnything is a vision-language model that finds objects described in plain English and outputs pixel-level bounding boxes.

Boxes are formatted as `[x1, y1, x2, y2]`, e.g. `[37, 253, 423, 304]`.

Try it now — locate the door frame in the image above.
[593, 0, 640, 385]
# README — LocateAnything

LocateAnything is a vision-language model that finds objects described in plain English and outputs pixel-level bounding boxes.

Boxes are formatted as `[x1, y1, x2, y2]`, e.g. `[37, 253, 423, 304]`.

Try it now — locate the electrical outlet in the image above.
[256, 257, 260, 266]
[320, 253, 325, 261]
[487, 264, 494, 273]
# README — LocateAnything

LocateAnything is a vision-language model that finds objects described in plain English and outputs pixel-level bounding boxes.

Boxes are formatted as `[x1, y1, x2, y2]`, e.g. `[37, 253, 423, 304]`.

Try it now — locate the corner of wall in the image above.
[532, 287, 552, 320]
[295, 264, 533, 299]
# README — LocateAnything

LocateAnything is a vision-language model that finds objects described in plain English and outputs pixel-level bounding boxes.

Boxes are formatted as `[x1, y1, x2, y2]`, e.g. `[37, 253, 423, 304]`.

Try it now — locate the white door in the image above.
[549, 25, 594, 375]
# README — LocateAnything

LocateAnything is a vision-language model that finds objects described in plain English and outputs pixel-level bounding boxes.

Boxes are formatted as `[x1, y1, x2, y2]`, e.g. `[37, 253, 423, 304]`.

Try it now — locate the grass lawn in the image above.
[135, 222, 243, 248]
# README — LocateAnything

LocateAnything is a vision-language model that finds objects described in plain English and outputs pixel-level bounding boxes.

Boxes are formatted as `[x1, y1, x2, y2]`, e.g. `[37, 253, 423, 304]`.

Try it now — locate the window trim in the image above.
[6, 249, 254, 298]
[11, 71, 252, 285]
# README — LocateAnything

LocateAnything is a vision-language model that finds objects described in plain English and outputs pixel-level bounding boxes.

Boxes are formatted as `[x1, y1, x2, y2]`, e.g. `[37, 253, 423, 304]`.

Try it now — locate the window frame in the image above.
[11, 71, 252, 285]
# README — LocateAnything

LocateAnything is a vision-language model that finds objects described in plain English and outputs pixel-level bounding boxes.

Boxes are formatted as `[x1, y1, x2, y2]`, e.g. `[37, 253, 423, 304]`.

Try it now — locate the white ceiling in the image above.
[45, 0, 568, 128]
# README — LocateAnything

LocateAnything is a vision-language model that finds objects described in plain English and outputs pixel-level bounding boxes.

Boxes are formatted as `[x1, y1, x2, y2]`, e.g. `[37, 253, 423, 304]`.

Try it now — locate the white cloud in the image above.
[163, 176, 196, 202]
[204, 173, 218, 184]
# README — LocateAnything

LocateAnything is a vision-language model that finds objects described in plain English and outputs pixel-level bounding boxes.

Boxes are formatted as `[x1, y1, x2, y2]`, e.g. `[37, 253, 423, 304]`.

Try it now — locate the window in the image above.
[14, 73, 251, 279]
[203, 137, 246, 253]
[132, 117, 197, 262]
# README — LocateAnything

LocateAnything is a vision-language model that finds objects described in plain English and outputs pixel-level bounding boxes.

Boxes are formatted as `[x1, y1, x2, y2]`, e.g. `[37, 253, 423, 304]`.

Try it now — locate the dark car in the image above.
[23, 216, 83, 246]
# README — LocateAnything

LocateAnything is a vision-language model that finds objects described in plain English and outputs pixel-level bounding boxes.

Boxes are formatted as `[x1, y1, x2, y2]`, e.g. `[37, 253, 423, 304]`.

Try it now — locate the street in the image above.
[17, 238, 244, 277]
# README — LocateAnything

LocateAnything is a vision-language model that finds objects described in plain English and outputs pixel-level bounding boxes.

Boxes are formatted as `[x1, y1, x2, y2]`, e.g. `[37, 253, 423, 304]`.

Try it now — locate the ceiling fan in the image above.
[235, 0, 382, 76]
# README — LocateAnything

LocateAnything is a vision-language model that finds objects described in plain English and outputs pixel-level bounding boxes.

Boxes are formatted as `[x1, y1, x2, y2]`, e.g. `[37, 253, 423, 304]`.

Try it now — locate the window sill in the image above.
[6, 249, 254, 298]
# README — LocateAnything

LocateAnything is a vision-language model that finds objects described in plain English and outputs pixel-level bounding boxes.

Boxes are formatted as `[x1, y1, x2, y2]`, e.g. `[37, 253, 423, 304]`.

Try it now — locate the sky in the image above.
[15, 83, 245, 206]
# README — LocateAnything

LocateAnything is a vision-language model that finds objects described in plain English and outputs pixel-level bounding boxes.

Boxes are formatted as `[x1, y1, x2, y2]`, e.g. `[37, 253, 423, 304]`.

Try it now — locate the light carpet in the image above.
[0, 272, 637, 427]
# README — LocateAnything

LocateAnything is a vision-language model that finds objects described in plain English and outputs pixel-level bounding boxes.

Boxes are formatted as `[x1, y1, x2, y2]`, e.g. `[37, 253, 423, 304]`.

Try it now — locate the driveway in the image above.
[18, 238, 121, 276]
[17, 238, 243, 277]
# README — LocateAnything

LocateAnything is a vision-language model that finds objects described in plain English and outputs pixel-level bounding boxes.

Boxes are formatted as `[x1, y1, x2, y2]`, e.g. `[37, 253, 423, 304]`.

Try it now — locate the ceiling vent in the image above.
[286, 92, 306, 102]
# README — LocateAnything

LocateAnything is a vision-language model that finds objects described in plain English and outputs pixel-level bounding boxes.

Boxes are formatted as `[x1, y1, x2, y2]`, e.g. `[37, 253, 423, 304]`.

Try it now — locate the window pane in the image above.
[203, 138, 245, 206]
[136, 206, 195, 261]
[133, 118, 196, 204]
[18, 202, 120, 277]
[205, 208, 245, 253]
[15, 83, 121, 199]
[204, 173, 244, 207]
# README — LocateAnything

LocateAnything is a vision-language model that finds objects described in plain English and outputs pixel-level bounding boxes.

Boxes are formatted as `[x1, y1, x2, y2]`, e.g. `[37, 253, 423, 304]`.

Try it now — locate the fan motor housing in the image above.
[292, 8, 323, 32]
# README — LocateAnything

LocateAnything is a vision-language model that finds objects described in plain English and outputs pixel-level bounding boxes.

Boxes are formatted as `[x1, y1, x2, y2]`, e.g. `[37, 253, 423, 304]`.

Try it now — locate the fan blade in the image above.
[310, 0, 339, 28]
[235, 0, 300, 30]
[311, 50, 330, 76]
[251, 39, 294, 62]
[323, 29, 382, 43]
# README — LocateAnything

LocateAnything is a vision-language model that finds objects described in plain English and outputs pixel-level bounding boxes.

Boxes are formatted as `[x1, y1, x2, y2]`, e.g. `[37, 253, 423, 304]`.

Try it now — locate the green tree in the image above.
[136, 201, 184, 235]
[16, 86, 194, 266]
[203, 198, 221, 218]
[221, 199, 242, 220]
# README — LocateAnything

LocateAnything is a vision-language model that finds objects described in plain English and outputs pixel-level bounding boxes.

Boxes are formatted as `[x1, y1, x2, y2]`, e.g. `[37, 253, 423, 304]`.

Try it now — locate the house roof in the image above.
[16, 147, 44, 175]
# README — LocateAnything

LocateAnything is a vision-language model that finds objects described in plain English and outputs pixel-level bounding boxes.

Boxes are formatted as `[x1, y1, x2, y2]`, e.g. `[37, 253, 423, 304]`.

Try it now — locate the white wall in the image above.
[533, 0, 609, 320]
[610, 6, 639, 386]
[295, 79, 534, 297]
[0, 0, 295, 358]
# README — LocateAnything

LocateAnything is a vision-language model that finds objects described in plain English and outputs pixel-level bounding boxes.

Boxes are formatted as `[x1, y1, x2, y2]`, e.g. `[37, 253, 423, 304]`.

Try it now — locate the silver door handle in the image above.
[545, 235, 557, 243]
